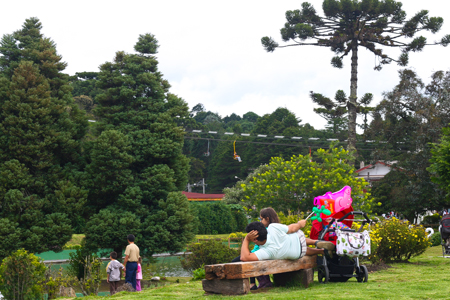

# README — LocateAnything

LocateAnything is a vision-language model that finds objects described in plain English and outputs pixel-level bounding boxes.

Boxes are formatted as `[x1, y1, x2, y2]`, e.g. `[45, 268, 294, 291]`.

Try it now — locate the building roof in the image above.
[182, 191, 224, 201]
[355, 161, 400, 182]
[356, 161, 397, 173]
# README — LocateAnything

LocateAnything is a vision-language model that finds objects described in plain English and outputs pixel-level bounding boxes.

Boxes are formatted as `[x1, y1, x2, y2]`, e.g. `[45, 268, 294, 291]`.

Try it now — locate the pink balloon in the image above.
[313, 186, 353, 216]
[334, 186, 353, 213]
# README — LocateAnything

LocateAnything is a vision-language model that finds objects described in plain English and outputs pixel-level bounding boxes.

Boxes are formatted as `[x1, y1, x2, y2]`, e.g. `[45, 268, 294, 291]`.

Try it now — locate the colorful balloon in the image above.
[313, 186, 353, 218]
[307, 205, 331, 223]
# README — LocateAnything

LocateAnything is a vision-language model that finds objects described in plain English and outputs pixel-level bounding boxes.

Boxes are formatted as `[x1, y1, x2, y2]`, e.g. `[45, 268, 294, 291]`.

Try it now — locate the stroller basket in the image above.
[315, 211, 372, 284]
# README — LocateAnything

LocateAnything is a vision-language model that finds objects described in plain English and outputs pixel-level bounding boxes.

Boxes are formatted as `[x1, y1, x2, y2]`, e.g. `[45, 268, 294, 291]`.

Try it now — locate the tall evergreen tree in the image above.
[84, 34, 194, 256]
[262, 0, 449, 155]
[0, 18, 88, 259]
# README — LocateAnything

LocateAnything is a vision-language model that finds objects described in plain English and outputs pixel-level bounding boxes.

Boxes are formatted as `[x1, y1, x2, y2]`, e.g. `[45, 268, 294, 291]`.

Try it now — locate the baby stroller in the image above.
[439, 214, 450, 257]
[310, 206, 371, 283]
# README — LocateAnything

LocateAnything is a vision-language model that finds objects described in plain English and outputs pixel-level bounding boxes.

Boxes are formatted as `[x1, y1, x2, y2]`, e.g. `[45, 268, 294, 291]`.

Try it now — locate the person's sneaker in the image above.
[250, 285, 258, 290]
[316, 241, 335, 251]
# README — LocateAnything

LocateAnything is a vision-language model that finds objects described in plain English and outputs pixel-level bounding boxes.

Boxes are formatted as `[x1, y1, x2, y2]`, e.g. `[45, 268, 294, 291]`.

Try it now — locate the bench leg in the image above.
[202, 278, 250, 295]
[273, 268, 314, 288]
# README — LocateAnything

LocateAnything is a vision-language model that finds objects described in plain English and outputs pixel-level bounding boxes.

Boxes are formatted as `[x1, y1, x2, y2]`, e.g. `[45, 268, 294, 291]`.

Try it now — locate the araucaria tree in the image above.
[0, 18, 88, 259]
[262, 0, 450, 154]
[84, 34, 195, 256]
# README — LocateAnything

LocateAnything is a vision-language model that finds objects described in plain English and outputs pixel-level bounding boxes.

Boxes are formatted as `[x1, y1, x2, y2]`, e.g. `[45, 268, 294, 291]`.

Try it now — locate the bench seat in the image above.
[202, 255, 317, 295]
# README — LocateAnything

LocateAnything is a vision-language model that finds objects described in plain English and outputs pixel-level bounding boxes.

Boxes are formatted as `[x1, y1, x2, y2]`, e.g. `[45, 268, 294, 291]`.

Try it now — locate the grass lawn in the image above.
[76, 246, 450, 300]
[65, 234, 85, 247]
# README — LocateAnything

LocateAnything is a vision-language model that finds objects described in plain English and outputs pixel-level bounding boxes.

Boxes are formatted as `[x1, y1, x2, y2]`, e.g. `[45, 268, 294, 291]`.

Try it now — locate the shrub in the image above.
[430, 232, 442, 247]
[192, 267, 206, 280]
[190, 202, 247, 234]
[67, 247, 101, 296]
[422, 213, 441, 226]
[228, 232, 246, 239]
[229, 204, 249, 231]
[0, 249, 46, 300]
[71, 255, 102, 296]
[43, 266, 70, 300]
[369, 218, 430, 263]
[181, 240, 239, 272]
[67, 247, 91, 280]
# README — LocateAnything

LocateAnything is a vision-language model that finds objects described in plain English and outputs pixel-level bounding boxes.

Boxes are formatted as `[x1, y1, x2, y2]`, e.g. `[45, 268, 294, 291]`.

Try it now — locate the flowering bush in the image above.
[228, 232, 246, 239]
[369, 218, 430, 263]
[240, 148, 373, 214]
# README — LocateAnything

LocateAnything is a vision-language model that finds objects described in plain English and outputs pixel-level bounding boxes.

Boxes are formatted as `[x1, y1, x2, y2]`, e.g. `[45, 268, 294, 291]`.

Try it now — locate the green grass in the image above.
[76, 246, 450, 300]
[64, 234, 85, 248]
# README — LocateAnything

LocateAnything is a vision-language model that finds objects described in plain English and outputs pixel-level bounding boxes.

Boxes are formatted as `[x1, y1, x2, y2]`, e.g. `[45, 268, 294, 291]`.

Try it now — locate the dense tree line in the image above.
[184, 106, 352, 193]
[365, 70, 450, 221]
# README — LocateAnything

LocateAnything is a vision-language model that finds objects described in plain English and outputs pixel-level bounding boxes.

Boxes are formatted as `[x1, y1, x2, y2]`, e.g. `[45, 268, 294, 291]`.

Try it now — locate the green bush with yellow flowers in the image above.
[239, 147, 373, 215]
[369, 217, 430, 263]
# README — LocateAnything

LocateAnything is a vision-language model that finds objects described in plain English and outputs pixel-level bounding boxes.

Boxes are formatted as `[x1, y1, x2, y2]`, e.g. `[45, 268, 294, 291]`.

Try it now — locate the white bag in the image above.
[336, 229, 371, 258]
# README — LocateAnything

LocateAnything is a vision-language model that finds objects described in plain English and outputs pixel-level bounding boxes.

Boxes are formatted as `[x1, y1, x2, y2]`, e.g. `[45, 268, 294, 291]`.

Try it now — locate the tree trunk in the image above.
[348, 40, 358, 162]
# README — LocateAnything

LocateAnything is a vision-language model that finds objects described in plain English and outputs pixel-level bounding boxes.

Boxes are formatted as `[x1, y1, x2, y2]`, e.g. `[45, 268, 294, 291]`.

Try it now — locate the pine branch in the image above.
[278, 43, 331, 49]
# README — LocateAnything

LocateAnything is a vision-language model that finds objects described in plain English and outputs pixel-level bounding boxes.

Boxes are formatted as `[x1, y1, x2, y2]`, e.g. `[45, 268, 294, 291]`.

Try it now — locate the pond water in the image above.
[143, 255, 191, 277]
[44, 253, 191, 278]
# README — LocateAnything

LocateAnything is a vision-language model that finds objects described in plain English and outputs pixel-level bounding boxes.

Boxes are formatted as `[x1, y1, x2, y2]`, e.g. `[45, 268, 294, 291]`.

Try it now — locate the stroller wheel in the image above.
[356, 265, 368, 283]
[318, 265, 329, 284]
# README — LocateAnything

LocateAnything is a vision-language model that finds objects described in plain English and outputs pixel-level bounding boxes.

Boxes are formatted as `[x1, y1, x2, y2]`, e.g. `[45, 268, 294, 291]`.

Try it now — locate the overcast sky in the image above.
[1, 0, 449, 131]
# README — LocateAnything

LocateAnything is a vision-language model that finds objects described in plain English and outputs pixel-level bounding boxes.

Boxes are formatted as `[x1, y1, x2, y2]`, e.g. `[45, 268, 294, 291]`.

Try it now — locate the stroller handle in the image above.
[337, 211, 371, 233]
[318, 211, 371, 239]
[337, 211, 371, 223]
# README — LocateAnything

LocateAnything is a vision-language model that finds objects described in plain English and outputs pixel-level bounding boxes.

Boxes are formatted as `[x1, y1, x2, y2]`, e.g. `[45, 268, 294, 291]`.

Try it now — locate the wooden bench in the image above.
[202, 255, 317, 295]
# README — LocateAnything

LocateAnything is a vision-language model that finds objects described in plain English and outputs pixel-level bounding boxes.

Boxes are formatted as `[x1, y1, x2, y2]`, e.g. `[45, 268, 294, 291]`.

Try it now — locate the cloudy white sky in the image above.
[1, 0, 449, 131]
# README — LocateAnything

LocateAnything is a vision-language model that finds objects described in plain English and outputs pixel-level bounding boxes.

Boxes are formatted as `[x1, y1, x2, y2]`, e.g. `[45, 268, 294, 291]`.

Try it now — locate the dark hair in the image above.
[127, 234, 135, 242]
[245, 222, 267, 241]
[110, 251, 117, 259]
[260, 207, 280, 224]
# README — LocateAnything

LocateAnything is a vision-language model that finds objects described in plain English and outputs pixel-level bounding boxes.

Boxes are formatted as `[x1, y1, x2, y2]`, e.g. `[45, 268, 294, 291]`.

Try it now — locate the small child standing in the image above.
[136, 256, 143, 291]
[106, 251, 124, 296]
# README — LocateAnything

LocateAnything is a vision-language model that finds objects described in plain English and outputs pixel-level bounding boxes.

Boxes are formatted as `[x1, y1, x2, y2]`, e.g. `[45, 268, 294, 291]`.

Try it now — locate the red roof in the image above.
[182, 191, 224, 201]
[356, 161, 391, 173]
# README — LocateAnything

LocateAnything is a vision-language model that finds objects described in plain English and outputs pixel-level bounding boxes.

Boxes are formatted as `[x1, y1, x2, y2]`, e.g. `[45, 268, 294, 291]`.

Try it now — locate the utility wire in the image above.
[185, 129, 412, 145]
[184, 136, 415, 152]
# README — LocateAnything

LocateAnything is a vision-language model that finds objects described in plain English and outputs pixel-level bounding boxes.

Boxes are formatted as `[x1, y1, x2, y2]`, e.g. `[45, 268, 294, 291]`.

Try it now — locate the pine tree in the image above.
[262, 0, 450, 155]
[84, 34, 194, 256]
[0, 18, 88, 259]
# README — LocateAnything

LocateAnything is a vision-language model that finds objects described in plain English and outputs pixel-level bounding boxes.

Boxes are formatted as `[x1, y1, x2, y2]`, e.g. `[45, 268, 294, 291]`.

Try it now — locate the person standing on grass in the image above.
[136, 256, 143, 291]
[106, 251, 124, 296]
[123, 234, 140, 291]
